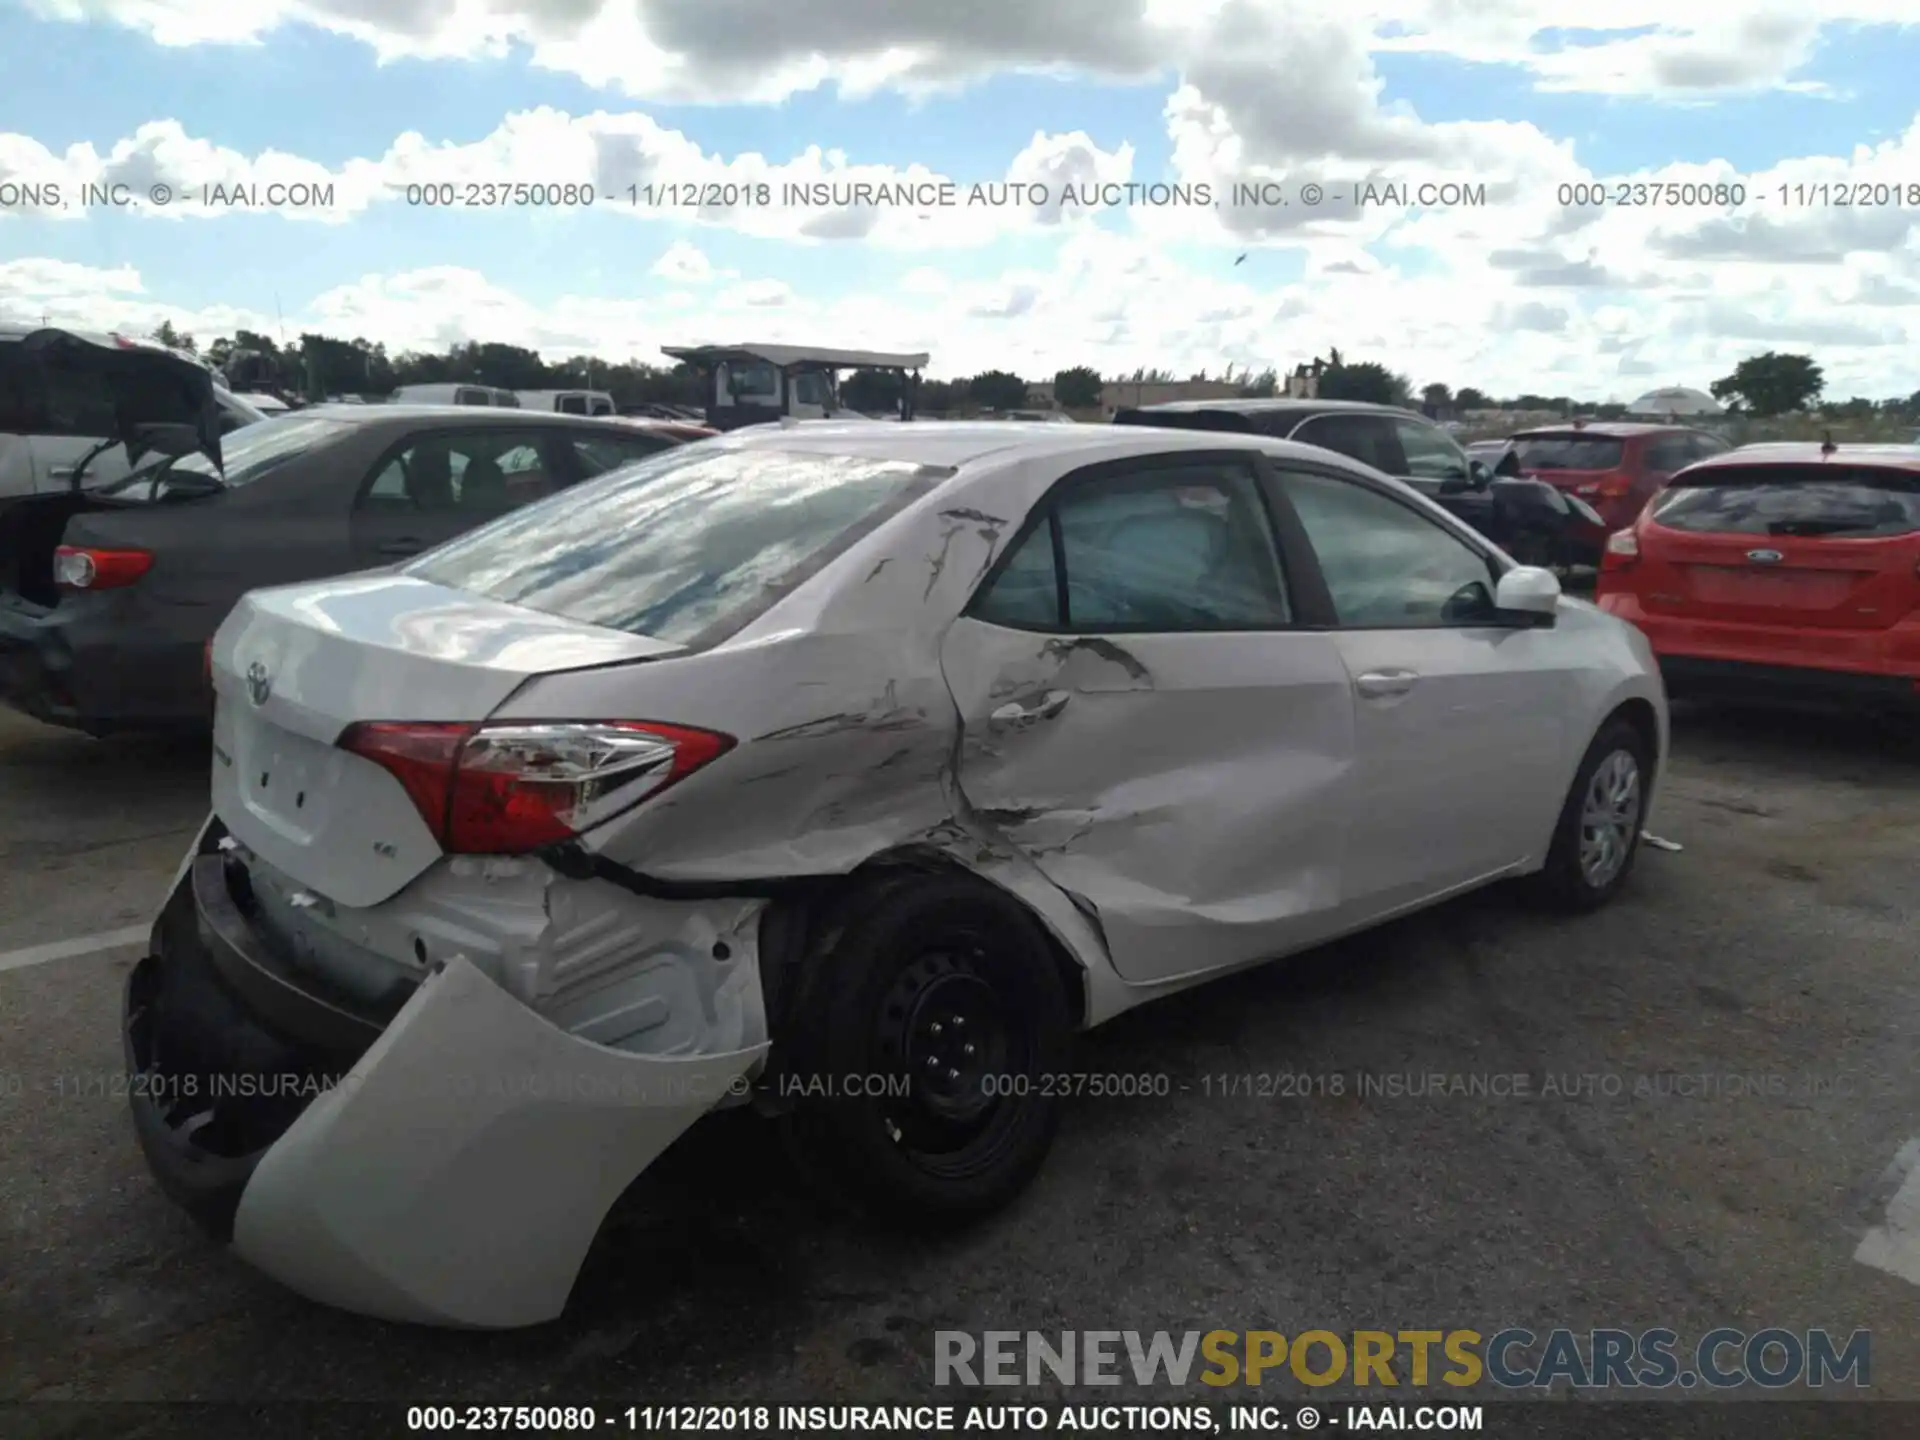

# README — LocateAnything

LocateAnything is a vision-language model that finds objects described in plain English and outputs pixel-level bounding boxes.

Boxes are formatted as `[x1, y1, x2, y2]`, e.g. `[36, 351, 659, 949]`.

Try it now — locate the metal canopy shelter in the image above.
[662, 343, 929, 428]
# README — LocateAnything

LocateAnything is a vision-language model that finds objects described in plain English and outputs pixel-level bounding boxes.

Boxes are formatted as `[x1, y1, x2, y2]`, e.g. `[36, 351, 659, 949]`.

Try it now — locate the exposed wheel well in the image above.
[1606, 697, 1661, 766]
[758, 849, 1090, 1035]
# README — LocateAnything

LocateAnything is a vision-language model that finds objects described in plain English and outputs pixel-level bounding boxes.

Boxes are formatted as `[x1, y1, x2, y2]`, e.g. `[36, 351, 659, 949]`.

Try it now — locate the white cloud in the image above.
[24, 0, 1918, 102]
[0, 110, 1133, 245]
[649, 240, 716, 282]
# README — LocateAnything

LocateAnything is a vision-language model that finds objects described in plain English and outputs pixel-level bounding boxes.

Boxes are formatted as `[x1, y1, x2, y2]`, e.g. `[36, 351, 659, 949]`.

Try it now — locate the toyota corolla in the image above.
[124, 421, 1668, 1328]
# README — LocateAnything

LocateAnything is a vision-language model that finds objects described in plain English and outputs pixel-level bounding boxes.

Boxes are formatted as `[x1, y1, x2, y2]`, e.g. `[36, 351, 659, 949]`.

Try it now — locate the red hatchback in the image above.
[1509, 423, 1731, 532]
[1596, 443, 1920, 711]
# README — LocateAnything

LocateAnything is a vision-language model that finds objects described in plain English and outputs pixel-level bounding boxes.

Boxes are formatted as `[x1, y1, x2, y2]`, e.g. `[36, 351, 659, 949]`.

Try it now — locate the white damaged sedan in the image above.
[125, 421, 1667, 1328]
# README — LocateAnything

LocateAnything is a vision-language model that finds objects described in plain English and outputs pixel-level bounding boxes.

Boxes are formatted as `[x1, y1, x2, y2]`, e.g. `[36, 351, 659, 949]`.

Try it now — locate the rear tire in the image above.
[777, 873, 1073, 1226]
[1532, 718, 1651, 911]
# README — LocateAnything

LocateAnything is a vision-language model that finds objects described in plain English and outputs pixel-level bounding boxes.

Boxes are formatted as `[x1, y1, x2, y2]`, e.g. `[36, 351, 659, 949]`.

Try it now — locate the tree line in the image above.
[148, 323, 1919, 422]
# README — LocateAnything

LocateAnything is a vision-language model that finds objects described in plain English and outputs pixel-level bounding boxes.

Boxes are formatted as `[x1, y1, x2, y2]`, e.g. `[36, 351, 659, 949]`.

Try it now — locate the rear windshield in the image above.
[1650, 465, 1920, 538]
[95, 415, 353, 496]
[406, 446, 950, 647]
[1511, 435, 1625, 471]
[87, 414, 352, 497]
[1114, 408, 1258, 434]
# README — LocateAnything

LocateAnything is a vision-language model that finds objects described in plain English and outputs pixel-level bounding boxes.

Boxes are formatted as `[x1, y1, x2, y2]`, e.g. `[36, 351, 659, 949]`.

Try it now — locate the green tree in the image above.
[149, 320, 195, 353]
[1421, 382, 1452, 408]
[1318, 359, 1399, 405]
[1710, 351, 1823, 417]
[1053, 366, 1103, 409]
[1455, 386, 1489, 409]
[842, 368, 905, 413]
[968, 369, 1028, 411]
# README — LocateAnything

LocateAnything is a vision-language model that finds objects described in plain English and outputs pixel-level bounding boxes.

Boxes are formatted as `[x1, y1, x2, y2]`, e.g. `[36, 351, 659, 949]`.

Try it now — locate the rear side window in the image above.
[557, 394, 588, 415]
[1512, 435, 1625, 470]
[1291, 415, 1407, 474]
[1644, 435, 1695, 473]
[361, 428, 572, 516]
[1651, 465, 1920, 538]
[971, 460, 1290, 631]
[407, 448, 948, 646]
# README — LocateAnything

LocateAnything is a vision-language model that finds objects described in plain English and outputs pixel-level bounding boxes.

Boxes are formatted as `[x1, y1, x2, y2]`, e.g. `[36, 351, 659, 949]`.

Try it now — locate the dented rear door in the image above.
[939, 450, 1359, 987]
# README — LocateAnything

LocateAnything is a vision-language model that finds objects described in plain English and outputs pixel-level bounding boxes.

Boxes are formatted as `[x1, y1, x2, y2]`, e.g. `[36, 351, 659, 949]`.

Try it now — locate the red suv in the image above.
[1508, 423, 1731, 532]
[1596, 443, 1920, 710]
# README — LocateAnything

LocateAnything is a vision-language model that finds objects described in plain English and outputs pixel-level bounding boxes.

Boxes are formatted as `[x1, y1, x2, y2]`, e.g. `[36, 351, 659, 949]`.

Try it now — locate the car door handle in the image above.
[1355, 669, 1418, 698]
[989, 690, 1071, 730]
[376, 538, 426, 557]
[48, 465, 76, 479]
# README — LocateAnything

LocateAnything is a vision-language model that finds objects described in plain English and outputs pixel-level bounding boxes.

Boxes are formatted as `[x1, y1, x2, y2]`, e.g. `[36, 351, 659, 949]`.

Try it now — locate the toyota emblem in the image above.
[246, 661, 272, 706]
[1746, 549, 1784, 564]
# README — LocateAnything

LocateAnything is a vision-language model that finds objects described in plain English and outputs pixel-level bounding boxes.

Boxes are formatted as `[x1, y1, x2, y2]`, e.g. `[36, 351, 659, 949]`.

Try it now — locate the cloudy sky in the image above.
[2, 1, 1918, 400]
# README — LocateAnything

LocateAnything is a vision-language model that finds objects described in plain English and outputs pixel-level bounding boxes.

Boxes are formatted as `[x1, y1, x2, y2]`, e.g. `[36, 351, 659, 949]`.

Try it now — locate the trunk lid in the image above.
[3, 328, 225, 487]
[1633, 462, 1920, 631]
[212, 573, 686, 907]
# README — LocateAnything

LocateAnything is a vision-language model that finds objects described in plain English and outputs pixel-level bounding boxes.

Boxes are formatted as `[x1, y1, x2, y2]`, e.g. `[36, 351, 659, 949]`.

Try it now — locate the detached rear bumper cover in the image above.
[127, 854, 766, 1330]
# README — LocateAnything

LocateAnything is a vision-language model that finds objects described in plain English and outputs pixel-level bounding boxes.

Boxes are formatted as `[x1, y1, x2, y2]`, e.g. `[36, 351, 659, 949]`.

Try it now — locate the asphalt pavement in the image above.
[3, 700, 1919, 1416]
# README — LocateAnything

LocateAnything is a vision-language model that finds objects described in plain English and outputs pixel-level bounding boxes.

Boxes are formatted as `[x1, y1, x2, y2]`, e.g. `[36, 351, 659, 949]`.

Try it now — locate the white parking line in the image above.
[1855, 1139, 1920, 1286]
[0, 925, 149, 975]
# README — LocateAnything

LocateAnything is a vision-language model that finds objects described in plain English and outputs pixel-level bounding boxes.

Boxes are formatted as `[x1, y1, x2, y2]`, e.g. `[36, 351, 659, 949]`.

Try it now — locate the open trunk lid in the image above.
[1635, 462, 1920, 630]
[4, 328, 225, 488]
[212, 573, 686, 907]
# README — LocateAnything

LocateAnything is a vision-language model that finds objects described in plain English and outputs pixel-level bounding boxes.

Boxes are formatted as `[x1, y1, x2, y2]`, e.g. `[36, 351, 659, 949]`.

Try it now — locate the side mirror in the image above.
[1468, 459, 1494, 488]
[1495, 565, 1560, 622]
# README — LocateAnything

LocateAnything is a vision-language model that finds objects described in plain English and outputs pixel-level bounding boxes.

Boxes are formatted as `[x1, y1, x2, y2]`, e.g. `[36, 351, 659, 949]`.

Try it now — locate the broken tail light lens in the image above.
[53, 546, 153, 589]
[1600, 529, 1640, 573]
[339, 720, 734, 854]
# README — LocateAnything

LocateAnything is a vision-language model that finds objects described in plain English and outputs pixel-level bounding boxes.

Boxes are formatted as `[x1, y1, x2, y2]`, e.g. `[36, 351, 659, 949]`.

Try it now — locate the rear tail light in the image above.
[339, 720, 734, 854]
[1600, 529, 1640, 573]
[53, 546, 152, 590]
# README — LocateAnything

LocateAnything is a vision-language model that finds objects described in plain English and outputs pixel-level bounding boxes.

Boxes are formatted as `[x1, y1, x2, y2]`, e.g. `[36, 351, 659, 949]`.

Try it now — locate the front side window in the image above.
[971, 460, 1290, 631]
[1282, 470, 1499, 627]
[360, 429, 567, 516]
[1393, 418, 1470, 481]
[408, 447, 947, 646]
[792, 372, 832, 407]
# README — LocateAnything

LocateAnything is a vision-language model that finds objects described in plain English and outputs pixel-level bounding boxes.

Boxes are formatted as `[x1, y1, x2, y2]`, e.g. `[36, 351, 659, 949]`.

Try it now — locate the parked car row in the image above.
[1, 333, 715, 734]
[20, 324, 1909, 1335]
[1113, 398, 1611, 571]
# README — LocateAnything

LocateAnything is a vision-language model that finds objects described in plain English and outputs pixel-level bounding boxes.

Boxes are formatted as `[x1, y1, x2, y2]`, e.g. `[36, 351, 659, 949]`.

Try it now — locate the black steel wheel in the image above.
[779, 873, 1074, 1222]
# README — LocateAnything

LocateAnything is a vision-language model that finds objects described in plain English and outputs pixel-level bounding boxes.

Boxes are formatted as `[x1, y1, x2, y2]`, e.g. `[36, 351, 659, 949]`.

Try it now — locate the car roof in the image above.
[289, 405, 666, 429]
[1512, 423, 1702, 438]
[1123, 397, 1418, 419]
[702, 417, 1387, 476]
[1684, 442, 1920, 475]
